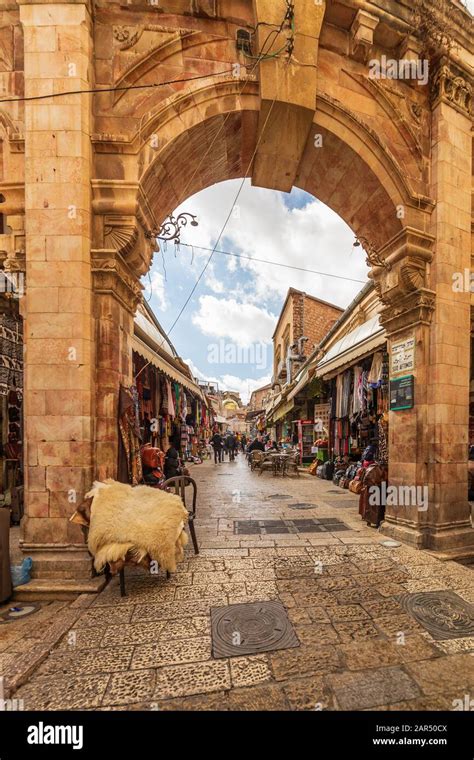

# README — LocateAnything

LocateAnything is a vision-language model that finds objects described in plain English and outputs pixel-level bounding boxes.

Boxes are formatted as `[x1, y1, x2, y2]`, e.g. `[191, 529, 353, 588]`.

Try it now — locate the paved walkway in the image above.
[5, 455, 474, 710]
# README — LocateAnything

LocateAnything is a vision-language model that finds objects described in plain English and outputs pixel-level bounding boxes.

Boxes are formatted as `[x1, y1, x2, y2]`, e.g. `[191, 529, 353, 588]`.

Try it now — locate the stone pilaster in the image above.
[379, 60, 474, 559]
[91, 180, 153, 482]
[19, 1, 101, 589]
[91, 250, 142, 482]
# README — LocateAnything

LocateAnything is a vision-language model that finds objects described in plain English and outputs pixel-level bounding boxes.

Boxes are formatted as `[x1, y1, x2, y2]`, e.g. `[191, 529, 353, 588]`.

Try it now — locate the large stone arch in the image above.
[1, 0, 471, 588]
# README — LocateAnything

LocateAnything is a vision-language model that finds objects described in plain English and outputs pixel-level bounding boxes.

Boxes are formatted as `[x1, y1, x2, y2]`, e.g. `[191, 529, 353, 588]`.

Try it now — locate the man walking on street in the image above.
[226, 431, 237, 462]
[211, 431, 223, 464]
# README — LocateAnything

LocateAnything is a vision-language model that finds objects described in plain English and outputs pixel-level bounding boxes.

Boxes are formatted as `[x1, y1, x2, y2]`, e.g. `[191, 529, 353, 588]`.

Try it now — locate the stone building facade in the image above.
[0, 0, 472, 588]
[273, 288, 344, 387]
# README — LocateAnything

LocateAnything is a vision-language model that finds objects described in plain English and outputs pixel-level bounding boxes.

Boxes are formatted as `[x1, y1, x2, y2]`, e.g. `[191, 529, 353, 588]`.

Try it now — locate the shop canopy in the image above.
[316, 315, 386, 378]
[132, 335, 205, 401]
[271, 398, 295, 422]
[287, 367, 313, 402]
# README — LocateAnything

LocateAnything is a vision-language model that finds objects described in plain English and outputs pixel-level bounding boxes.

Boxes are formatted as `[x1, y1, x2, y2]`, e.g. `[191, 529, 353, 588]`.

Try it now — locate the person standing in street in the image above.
[211, 431, 223, 464]
[226, 431, 237, 462]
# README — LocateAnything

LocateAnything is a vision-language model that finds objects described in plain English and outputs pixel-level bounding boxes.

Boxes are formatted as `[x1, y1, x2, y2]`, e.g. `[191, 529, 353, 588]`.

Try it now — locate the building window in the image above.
[236, 29, 252, 55]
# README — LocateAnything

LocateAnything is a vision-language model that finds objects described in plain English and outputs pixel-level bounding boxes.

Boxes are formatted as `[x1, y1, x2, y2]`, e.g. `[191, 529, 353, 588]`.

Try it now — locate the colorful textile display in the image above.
[0, 314, 22, 396]
[118, 385, 143, 485]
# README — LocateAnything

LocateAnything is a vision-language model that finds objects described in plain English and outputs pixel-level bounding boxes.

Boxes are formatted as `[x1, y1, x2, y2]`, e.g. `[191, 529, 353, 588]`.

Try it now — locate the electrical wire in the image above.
[0, 12, 289, 106]
[141, 9, 292, 303]
[0, 69, 240, 105]
[164, 2, 297, 334]
[167, 96, 278, 336]
[138, 18, 287, 243]
[165, 241, 367, 285]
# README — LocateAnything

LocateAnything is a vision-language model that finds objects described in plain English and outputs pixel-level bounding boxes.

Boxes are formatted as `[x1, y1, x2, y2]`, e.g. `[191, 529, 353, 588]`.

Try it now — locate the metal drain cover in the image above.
[288, 502, 315, 510]
[397, 591, 474, 640]
[211, 600, 300, 658]
[0, 603, 41, 623]
[266, 494, 291, 500]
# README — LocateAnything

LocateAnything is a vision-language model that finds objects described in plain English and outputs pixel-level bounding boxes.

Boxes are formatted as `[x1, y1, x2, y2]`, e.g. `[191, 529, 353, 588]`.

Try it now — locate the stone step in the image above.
[13, 576, 106, 602]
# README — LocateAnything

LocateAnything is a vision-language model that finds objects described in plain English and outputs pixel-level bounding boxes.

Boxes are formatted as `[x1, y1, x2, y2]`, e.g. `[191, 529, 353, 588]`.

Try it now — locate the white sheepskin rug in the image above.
[86, 479, 189, 573]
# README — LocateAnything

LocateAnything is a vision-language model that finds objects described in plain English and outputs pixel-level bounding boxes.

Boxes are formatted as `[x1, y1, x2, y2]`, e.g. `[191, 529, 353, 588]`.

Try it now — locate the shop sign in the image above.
[391, 336, 415, 375]
[390, 375, 414, 411]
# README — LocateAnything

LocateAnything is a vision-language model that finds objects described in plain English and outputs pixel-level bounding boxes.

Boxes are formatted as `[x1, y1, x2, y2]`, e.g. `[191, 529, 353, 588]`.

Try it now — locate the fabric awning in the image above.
[287, 369, 311, 402]
[316, 315, 386, 379]
[272, 398, 295, 422]
[132, 335, 205, 401]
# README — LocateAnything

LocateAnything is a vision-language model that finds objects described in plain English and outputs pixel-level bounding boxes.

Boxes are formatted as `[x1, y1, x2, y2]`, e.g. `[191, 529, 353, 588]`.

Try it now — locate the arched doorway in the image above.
[8, 0, 472, 586]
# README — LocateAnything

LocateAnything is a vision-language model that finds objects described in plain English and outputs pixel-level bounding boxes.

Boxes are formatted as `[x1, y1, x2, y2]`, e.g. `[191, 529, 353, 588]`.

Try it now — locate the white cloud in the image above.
[204, 270, 225, 294]
[219, 373, 272, 405]
[174, 179, 369, 310]
[191, 294, 277, 348]
[185, 357, 270, 404]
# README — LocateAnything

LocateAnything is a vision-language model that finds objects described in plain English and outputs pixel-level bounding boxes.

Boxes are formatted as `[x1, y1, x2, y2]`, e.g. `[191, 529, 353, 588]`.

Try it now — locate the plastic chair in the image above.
[163, 476, 199, 555]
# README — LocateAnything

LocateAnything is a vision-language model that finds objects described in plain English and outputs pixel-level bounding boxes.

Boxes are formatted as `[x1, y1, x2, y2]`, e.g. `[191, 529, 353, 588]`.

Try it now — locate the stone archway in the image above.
[1, 0, 472, 587]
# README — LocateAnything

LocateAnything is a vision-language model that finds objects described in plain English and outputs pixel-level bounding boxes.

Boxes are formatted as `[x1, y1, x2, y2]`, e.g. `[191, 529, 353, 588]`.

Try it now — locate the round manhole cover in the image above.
[288, 502, 316, 510]
[266, 494, 291, 500]
[397, 591, 474, 640]
[0, 603, 41, 623]
[211, 600, 299, 658]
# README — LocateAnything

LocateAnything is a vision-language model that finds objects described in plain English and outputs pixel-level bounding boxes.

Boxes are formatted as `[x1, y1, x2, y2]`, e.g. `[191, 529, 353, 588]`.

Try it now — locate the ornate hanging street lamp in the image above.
[145, 212, 199, 246]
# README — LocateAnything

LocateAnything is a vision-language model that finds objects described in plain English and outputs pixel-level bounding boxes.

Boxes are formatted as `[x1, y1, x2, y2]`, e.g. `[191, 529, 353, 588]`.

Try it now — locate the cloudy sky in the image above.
[143, 181, 369, 403]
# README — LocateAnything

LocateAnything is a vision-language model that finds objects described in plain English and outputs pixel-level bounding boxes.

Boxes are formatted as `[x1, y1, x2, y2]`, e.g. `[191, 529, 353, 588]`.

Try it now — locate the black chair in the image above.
[162, 476, 199, 555]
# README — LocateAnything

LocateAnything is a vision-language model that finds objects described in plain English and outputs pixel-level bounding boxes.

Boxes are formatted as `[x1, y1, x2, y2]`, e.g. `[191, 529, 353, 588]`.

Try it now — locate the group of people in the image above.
[210, 431, 289, 465]
[210, 431, 247, 463]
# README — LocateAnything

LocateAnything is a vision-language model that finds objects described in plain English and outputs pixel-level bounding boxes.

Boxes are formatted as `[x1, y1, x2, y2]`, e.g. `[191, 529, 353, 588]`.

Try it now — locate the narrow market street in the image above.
[4, 455, 473, 712]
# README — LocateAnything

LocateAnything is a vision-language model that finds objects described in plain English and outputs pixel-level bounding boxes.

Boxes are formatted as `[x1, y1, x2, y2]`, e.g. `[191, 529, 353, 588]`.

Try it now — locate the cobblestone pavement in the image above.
[7, 456, 474, 711]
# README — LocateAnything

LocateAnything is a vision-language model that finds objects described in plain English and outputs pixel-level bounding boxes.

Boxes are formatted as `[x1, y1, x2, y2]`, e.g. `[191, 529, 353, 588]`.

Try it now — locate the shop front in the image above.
[116, 303, 211, 487]
[316, 315, 388, 467]
[0, 303, 24, 602]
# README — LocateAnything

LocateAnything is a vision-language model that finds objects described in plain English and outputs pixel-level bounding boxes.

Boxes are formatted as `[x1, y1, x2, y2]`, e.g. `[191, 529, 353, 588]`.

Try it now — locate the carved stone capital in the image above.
[370, 227, 436, 335]
[91, 180, 157, 277]
[350, 9, 379, 64]
[430, 59, 472, 117]
[379, 288, 436, 336]
[91, 250, 143, 314]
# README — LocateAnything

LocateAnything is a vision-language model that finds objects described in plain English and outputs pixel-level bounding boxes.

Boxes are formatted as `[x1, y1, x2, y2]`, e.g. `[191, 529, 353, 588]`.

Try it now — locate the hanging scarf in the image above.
[166, 380, 175, 417]
[118, 385, 143, 485]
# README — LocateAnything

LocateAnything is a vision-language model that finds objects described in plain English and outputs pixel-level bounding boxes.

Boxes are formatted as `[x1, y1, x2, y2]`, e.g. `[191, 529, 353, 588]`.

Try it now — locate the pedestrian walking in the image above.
[226, 431, 237, 462]
[211, 432, 223, 464]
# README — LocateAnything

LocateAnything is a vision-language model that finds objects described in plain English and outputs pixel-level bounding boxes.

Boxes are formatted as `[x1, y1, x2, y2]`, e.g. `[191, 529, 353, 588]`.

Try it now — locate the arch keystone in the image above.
[252, 0, 325, 192]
